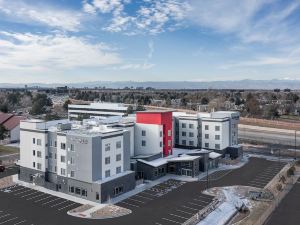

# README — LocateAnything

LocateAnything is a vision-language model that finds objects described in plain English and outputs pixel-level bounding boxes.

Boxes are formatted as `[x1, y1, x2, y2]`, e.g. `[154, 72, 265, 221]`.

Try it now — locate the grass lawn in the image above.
[0, 145, 19, 156]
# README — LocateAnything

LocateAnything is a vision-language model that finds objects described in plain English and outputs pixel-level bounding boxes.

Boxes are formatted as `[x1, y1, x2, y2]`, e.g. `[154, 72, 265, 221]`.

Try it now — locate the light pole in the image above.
[295, 130, 297, 160]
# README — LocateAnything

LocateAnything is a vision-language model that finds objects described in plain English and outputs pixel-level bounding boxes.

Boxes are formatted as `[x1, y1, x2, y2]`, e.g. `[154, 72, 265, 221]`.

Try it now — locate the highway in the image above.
[239, 125, 300, 147]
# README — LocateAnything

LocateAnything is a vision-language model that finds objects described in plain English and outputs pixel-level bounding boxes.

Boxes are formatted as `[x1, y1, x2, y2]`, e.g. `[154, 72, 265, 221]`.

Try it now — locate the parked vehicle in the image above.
[0, 165, 5, 172]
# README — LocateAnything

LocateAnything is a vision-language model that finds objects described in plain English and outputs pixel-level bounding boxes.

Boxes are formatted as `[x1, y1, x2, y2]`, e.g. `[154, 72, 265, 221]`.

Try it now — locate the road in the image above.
[239, 125, 300, 146]
[265, 178, 300, 225]
[0, 165, 19, 179]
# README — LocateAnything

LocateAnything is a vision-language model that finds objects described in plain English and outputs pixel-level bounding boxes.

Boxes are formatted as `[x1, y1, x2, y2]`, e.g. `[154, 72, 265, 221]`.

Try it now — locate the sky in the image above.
[0, 0, 300, 83]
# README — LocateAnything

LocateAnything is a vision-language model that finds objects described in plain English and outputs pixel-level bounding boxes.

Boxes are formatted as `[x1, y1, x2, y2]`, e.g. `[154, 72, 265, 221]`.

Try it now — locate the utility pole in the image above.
[295, 130, 297, 160]
[206, 162, 209, 189]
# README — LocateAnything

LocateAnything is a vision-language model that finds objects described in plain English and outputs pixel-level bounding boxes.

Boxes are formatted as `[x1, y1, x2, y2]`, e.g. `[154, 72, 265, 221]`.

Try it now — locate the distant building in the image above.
[0, 113, 25, 143]
[68, 102, 128, 119]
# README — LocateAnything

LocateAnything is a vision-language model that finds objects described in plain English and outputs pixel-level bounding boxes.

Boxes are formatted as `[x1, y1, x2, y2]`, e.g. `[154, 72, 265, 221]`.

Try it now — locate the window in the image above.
[215, 135, 220, 140]
[215, 126, 220, 131]
[37, 139, 42, 146]
[182, 140, 186, 145]
[182, 123, 186, 128]
[141, 130, 146, 136]
[54, 153, 57, 159]
[142, 140, 146, 146]
[105, 170, 110, 178]
[69, 186, 74, 193]
[168, 130, 171, 136]
[33, 138, 36, 144]
[116, 141, 122, 149]
[189, 132, 194, 137]
[215, 144, 220, 150]
[114, 186, 124, 196]
[81, 189, 87, 197]
[168, 140, 171, 147]
[205, 134, 209, 139]
[61, 156, 66, 163]
[33, 162, 35, 168]
[96, 192, 100, 200]
[116, 166, 121, 174]
[160, 142, 162, 147]
[75, 187, 81, 195]
[160, 131, 163, 137]
[105, 157, 110, 165]
[37, 163, 41, 170]
[105, 143, 110, 151]
[37, 151, 42, 158]
[70, 144, 74, 151]
[70, 171, 75, 178]
[189, 141, 194, 146]
[54, 141, 57, 147]
[33, 150, 36, 156]
[60, 143, 66, 150]
[182, 132, 186, 137]
[48, 152, 52, 158]
[70, 157, 75, 165]
[205, 125, 209, 130]
[116, 154, 121, 161]
[61, 168, 66, 176]
[189, 124, 194, 129]
[205, 143, 209, 148]
[49, 140, 53, 147]
[54, 166, 57, 172]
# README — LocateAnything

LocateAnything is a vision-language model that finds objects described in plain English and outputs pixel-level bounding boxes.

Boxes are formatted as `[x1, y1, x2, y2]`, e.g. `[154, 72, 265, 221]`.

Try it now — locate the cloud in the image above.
[0, 32, 122, 71]
[0, 0, 82, 31]
[187, 0, 300, 44]
[116, 63, 155, 70]
[83, 0, 191, 35]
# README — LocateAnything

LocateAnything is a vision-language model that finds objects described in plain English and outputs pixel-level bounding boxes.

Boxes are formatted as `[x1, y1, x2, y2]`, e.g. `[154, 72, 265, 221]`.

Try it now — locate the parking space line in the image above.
[34, 195, 55, 202]
[169, 213, 189, 220]
[193, 198, 210, 204]
[176, 209, 194, 215]
[197, 195, 213, 200]
[50, 200, 69, 208]
[127, 198, 145, 204]
[0, 214, 10, 219]
[14, 189, 33, 196]
[155, 223, 163, 225]
[181, 205, 198, 211]
[57, 202, 78, 211]
[27, 193, 45, 200]
[188, 202, 204, 208]
[13, 220, 26, 225]
[119, 201, 139, 208]
[0, 217, 18, 224]
[141, 191, 157, 197]
[42, 198, 61, 205]
[135, 194, 153, 200]
[162, 217, 181, 224]
[20, 191, 40, 198]
[9, 187, 25, 192]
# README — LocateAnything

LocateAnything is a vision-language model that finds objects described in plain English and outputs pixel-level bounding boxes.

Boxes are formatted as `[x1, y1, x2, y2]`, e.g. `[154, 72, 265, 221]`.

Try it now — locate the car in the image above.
[0, 165, 5, 172]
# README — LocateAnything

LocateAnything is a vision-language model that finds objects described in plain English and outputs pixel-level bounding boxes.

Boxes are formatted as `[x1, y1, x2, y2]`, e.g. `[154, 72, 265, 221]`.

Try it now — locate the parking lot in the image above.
[200, 169, 232, 181]
[245, 161, 286, 188]
[0, 184, 82, 225]
[0, 157, 287, 225]
[0, 166, 19, 179]
[117, 179, 185, 209]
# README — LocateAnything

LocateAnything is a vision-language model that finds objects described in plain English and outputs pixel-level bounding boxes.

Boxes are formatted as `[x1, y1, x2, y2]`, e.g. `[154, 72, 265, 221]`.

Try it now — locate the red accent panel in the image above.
[136, 112, 173, 157]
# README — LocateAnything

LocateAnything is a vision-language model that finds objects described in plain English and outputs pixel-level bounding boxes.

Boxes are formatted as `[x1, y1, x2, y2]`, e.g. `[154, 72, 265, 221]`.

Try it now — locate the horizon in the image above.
[0, 0, 300, 83]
